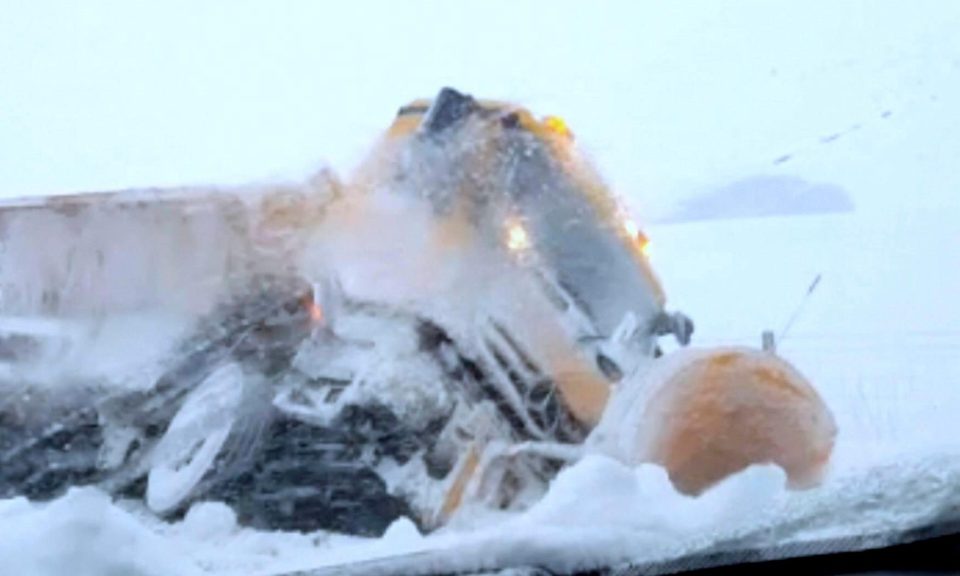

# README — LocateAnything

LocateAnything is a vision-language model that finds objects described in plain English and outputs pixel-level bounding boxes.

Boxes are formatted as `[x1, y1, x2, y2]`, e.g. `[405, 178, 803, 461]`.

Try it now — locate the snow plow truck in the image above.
[0, 87, 837, 536]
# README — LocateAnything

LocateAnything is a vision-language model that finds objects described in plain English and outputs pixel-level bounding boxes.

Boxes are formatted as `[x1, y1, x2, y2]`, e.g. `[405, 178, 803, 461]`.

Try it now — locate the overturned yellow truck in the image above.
[0, 88, 836, 535]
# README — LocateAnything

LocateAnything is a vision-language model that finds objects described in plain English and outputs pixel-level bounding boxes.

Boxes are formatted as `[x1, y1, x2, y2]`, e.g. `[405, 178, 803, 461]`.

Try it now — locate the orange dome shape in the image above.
[626, 346, 837, 496]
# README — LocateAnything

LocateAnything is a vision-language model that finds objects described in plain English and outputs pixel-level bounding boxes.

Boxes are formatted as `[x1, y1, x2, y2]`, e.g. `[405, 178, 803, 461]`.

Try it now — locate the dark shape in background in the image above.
[661, 175, 855, 224]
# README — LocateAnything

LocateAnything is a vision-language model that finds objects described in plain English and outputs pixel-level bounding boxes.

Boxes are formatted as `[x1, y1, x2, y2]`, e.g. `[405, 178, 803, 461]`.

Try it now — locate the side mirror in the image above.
[652, 310, 695, 347]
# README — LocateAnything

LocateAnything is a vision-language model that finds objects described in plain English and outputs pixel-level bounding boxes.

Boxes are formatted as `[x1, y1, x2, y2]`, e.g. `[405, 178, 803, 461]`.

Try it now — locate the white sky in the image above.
[2, 1, 959, 219]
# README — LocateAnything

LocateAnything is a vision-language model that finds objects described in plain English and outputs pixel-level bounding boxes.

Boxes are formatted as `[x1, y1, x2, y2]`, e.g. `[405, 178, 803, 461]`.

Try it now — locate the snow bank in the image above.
[0, 488, 201, 576]
[3, 448, 959, 576]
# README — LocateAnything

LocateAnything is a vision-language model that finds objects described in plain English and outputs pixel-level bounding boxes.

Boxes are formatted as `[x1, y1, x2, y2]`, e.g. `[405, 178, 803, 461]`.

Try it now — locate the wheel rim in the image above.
[146, 362, 245, 514]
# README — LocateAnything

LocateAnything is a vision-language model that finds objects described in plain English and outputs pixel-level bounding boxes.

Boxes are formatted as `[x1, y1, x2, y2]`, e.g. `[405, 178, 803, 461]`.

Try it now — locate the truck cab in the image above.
[375, 88, 693, 403]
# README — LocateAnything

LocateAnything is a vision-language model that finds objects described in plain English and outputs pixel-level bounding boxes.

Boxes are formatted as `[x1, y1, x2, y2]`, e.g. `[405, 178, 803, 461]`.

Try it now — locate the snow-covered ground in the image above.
[2, 1, 960, 575]
[7, 447, 960, 576]
[7, 204, 959, 576]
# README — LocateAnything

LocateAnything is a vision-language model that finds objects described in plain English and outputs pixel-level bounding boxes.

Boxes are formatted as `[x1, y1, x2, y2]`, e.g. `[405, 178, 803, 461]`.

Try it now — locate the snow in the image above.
[0, 489, 202, 576]
[6, 449, 959, 576]
[4, 208, 958, 575]
[3, 1, 960, 574]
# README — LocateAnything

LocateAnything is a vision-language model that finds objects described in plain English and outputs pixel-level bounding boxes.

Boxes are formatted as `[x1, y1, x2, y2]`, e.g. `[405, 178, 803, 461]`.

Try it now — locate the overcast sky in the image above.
[2, 1, 958, 219]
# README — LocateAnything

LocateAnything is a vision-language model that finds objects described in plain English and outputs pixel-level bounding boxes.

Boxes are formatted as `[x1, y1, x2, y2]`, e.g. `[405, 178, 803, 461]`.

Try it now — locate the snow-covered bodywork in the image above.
[0, 172, 338, 318]
[0, 88, 700, 537]
[0, 88, 836, 558]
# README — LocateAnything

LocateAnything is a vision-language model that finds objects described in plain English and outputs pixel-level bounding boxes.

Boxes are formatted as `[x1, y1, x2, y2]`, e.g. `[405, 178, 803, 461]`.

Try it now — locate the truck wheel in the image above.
[145, 362, 245, 515]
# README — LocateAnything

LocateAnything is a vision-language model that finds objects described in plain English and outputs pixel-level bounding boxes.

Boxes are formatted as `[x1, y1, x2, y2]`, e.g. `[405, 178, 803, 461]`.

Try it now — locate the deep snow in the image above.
[4, 447, 960, 576]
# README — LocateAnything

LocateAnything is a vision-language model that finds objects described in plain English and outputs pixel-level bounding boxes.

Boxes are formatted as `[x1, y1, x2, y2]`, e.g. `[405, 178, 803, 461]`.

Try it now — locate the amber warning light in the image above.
[300, 291, 325, 326]
[621, 217, 651, 258]
[506, 220, 532, 252]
